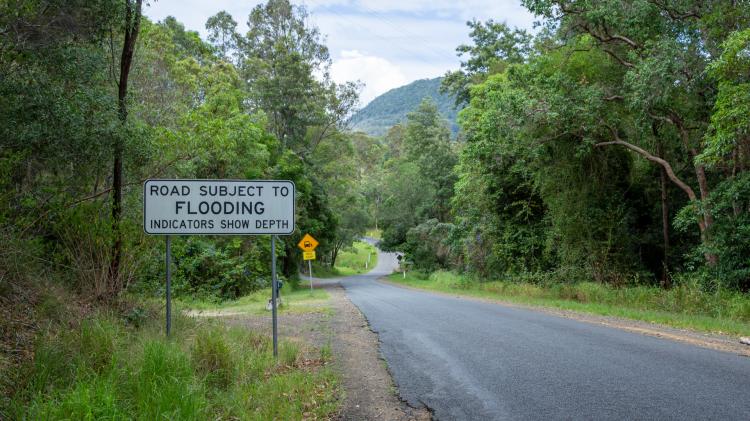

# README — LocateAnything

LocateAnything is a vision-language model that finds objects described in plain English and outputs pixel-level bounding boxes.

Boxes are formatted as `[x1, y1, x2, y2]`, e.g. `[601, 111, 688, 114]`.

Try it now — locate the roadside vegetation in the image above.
[365, 229, 382, 240]
[312, 241, 378, 278]
[388, 271, 750, 336]
[4, 299, 338, 420]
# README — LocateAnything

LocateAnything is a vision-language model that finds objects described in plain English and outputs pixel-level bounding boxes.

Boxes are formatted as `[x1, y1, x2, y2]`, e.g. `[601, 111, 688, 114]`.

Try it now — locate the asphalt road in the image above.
[335, 246, 750, 420]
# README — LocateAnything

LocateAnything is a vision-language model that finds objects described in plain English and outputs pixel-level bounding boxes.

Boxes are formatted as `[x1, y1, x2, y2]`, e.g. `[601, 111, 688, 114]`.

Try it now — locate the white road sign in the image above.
[143, 179, 295, 235]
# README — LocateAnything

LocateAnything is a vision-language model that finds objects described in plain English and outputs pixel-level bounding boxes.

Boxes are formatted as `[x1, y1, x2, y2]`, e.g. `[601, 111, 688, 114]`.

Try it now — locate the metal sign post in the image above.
[308, 260, 313, 292]
[166, 235, 171, 337]
[271, 235, 278, 358]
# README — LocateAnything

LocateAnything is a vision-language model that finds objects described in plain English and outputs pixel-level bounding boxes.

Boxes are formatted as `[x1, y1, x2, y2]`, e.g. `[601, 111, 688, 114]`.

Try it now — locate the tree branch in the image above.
[595, 138, 697, 202]
[602, 48, 635, 68]
[647, 0, 701, 20]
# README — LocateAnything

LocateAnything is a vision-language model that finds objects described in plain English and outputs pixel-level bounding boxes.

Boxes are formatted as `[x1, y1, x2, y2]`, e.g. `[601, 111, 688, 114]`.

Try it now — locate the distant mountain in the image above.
[348, 77, 462, 137]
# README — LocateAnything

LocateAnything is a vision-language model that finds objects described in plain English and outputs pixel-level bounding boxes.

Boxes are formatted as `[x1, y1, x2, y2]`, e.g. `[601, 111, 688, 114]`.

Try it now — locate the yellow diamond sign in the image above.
[297, 233, 319, 252]
[302, 251, 316, 261]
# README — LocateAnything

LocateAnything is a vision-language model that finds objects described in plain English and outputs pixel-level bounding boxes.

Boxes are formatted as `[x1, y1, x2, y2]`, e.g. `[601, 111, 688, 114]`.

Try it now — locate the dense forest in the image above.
[376, 1, 750, 294]
[0, 0, 376, 303]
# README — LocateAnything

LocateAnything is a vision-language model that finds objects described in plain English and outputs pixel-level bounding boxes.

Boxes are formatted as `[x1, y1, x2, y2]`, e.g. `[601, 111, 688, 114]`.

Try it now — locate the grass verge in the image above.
[312, 241, 378, 278]
[5, 301, 339, 420]
[364, 229, 382, 240]
[180, 287, 331, 315]
[387, 271, 750, 337]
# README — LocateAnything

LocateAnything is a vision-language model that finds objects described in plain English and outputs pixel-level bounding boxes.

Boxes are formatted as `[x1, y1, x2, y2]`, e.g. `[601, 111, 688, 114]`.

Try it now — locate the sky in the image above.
[144, 1, 537, 105]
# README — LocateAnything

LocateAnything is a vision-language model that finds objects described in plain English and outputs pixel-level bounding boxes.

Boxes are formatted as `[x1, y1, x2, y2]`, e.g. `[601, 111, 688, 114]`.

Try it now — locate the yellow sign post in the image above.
[298, 234, 319, 291]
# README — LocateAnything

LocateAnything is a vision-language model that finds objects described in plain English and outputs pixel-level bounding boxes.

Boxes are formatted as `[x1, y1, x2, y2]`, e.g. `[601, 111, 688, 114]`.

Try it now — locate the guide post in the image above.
[143, 179, 295, 345]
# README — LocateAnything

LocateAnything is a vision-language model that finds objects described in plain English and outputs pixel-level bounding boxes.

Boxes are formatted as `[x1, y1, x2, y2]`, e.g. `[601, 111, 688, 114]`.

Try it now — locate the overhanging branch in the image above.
[595, 138, 697, 202]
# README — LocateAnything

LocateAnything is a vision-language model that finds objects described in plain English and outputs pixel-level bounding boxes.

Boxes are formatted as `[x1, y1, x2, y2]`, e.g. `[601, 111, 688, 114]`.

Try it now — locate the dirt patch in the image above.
[193, 285, 431, 420]
[218, 307, 333, 361]
[381, 279, 750, 358]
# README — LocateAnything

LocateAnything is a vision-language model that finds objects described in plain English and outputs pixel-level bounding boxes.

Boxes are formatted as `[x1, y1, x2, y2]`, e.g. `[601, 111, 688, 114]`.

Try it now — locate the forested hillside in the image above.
[349, 77, 461, 136]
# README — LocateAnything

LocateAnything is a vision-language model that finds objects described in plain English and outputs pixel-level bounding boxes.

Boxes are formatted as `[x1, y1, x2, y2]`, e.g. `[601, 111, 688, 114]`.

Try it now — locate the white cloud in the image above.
[310, 13, 464, 64]
[330, 50, 408, 105]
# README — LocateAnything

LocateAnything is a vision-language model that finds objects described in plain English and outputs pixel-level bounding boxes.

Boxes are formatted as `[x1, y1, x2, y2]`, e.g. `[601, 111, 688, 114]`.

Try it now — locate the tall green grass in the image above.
[389, 271, 750, 336]
[7, 307, 339, 420]
[182, 287, 331, 315]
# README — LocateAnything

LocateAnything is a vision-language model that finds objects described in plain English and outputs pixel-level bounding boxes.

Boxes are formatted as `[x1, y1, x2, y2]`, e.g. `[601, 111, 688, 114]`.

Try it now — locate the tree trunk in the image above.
[672, 115, 718, 265]
[282, 241, 297, 278]
[656, 140, 670, 287]
[331, 241, 342, 268]
[108, 0, 142, 298]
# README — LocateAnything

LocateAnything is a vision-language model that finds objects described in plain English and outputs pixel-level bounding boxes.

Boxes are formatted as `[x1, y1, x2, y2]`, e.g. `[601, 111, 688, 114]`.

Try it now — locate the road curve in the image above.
[332, 245, 750, 420]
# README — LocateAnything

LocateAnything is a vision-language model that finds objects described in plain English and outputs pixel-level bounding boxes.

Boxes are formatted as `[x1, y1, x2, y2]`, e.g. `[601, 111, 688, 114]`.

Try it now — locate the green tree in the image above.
[521, 0, 750, 268]
[442, 19, 532, 105]
[206, 11, 239, 60]
[402, 99, 457, 222]
[239, 0, 358, 155]
[312, 133, 371, 266]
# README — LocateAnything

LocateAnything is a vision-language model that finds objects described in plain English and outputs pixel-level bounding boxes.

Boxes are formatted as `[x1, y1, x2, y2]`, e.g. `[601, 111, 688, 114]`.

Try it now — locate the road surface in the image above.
[333, 245, 750, 420]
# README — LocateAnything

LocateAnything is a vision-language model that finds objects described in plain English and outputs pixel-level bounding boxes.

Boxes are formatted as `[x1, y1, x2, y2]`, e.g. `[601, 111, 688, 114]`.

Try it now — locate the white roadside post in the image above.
[397, 254, 406, 278]
[143, 179, 295, 357]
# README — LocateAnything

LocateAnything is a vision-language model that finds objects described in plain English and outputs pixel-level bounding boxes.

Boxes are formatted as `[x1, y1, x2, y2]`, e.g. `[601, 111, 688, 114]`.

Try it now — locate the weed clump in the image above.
[192, 328, 234, 389]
